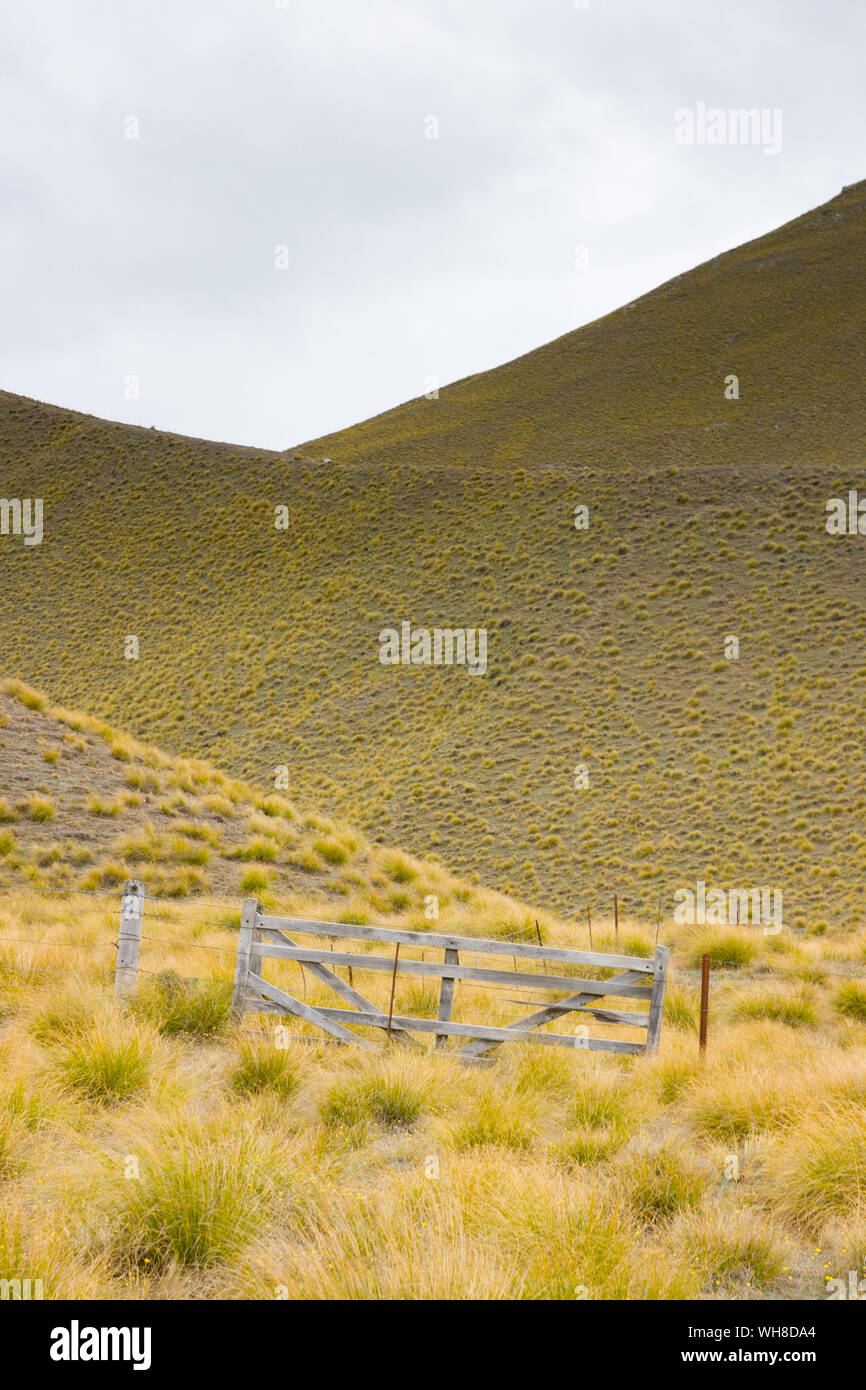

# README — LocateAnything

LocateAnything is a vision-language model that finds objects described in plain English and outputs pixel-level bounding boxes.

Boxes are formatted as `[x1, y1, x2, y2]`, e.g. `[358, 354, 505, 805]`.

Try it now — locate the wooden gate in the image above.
[231, 899, 669, 1058]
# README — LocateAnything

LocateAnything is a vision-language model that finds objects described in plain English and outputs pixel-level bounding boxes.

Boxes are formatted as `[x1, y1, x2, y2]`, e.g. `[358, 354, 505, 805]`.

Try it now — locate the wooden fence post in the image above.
[645, 943, 669, 1054]
[436, 947, 459, 1048]
[115, 879, 145, 998]
[614, 893, 619, 945]
[699, 953, 710, 1059]
[232, 897, 259, 1022]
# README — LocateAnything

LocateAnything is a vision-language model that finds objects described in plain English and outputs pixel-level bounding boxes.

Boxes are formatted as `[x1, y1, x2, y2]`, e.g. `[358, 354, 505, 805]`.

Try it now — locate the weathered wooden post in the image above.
[645, 943, 669, 1054]
[435, 947, 459, 1048]
[232, 897, 259, 1022]
[115, 879, 145, 998]
[698, 953, 710, 1059]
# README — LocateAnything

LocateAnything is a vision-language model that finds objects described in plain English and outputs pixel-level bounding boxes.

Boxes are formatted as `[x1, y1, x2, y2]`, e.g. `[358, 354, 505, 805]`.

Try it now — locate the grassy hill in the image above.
[0, 678, 543, 937]
[2, 680, 866, 1300]
[2, 180, 866, 926]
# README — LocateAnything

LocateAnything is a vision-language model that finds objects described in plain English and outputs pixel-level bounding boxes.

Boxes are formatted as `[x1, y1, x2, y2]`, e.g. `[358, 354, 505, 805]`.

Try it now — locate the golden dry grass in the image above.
[0, 878, 864, 1301]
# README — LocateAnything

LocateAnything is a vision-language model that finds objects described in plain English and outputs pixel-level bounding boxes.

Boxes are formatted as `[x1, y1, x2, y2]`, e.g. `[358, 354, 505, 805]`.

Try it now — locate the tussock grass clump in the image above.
[647, 1052, 701, 1104]
[320, 1060, 430, 1133]
[815, 1055, 866, 1107]
[451, 1086, 534, 1152]
[765, 1105, 866, 1233]
[81, 858, 128, 890]
[395, 981, 439, 1018]
[231, 1155, 696, 1300]
[256, 795, 295, 819]
[514, 1185, 697, 1300]
[684, 928, 758, 970]
[22, 795, 55, 823]
[168, 836, 210, 866]
[240, 868, 271, 894]
[2, 679, 45, 710]
[617, 1147, 709, 1224]
[313, 836, 349, 866]
[381, 852, 417, 884]
[133, 971, 231, 1038]
[174, 820, 219, 843]
[231, 1037, 301, 1100]
[338, 908, 370, 926]
[54, 1026, 151, 1103]
[620, 931, 653, 958]
[125, 767, 161, 793]
[511, 1044, 583, 1099]
[685, 1066, 800, 1140]
[231, 1167, 511, 1300]
[663, 987, 697, 1030]
[113, 824, 166, 862]
[554, 1123, 629, 1168]
[833, 981, 866, 1023]
[28, 984, 104, 1046]
[287, 846, 324, 874]
[109, 1120, 287, 1271]
[567, 1068, 634, 1129]
[667, 1206, 788, 1291]
[144, 866, 209, 898]
[730, 987, 817, 1028]
[230, 837, 278, 863]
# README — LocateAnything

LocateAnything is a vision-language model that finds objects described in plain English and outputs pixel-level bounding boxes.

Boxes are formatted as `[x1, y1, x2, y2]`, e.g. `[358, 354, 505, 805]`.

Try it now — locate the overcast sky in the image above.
[0, 0, 863, 450]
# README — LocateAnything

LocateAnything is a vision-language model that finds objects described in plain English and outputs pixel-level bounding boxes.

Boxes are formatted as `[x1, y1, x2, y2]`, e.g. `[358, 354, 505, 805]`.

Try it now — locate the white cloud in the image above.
[0, 0, 862, 448]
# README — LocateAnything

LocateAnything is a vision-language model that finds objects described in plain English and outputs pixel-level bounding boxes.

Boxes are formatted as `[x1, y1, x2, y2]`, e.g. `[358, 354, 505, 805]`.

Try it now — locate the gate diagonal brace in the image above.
[259, 925, 415, 1044]
[457, 969, 650, 1058]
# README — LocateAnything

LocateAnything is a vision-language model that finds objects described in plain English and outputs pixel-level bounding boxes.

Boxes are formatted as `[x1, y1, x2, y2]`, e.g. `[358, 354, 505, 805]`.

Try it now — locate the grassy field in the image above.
[2, 181, 866, 924]
[1, 681, 865, 1300]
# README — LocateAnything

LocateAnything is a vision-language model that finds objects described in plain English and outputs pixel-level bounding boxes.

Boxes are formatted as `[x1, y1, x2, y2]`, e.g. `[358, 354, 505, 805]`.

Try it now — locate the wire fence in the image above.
[0, 882, 863, 1021]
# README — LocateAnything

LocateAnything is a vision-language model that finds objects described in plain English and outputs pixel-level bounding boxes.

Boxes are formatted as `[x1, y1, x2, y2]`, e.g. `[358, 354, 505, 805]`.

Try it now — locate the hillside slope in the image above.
[0, 678, 547, 940]
[304, 180, 866, 475]
[2, 181, 866, 923]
